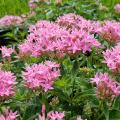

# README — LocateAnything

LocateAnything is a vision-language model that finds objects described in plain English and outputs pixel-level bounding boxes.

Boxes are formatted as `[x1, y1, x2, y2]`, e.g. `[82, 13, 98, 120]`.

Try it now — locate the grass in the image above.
[0, 0, 120, 18]
[102, 0, 120, 7]
[0, 0, 29, 17]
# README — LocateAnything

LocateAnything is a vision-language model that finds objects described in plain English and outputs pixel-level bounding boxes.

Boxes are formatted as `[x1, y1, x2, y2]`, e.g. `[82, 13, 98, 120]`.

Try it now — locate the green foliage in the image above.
[0, 0, 120, 120]
[27, 0, 120, 22]
[0, 0, 29, 17]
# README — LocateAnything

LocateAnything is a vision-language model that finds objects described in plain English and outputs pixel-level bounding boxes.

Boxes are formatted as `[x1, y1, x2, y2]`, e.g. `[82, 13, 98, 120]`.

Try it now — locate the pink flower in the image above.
[77, 116, 83, 120]
[47, 111, 65, 120]
[0, 16, 23, 28]
[29, 0, 39, 9]
[38, 105, 64, 120]
[65, 30, 101, 54]
[0, 70, 16, 101]
[97, 21, 120, 43]
[56, 13, 102, 34]
[22, 61, 60, 92]
[103, 43, 120, 73]
[56, 13, 92, 33]
[77, 116, 87, 120]
[91, 73, 120, 99]
[114, 4, 120, 14]
[39, 104, 46, 120]
[20, 20, 100, 58]
[25, 20, 70, 57]
[18, 42, 32, 57]
[0, 46, 14, 59]
[89, 20, 102, 33]
[0, 109, 18, 120]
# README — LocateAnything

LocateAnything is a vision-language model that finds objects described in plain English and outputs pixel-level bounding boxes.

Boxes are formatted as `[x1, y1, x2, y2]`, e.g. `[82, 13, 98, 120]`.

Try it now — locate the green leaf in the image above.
[109, 110, 120, 120]
[103, 102, 109, 120]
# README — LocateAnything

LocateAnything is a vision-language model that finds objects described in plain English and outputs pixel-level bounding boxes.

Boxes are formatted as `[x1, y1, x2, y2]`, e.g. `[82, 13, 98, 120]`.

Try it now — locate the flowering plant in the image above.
[0, 1, 120, 120]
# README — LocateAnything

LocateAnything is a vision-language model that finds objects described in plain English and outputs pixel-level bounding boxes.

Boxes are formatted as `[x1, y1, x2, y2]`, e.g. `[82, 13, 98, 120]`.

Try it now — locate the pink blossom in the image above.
[0, 70, 16, 101]
[97, 21, 120, 43]
[65, 30, 101, 54]
[89, 20, 102, 33]
[77, 116, 87, 120]
[0, 16, 23, 28]
[20, 20, 100, 58]
[18, 41, 32, 57]
[114, 4, 120, 14]
[22, 61, 60, 92]
[56, 13, 95, 33]
[39, 104, 46, 120]
[103, 43, 120, 73]
[47, 111, 65, 120]
[91, 73, 120, 99]
[0, 109, 18, 120]
[77, 116, 83, 120]
[0, 46, 14, 59]
[25, 20, 70, 57]
[38, 105, 64, 120]
[29, 0, 39, 9]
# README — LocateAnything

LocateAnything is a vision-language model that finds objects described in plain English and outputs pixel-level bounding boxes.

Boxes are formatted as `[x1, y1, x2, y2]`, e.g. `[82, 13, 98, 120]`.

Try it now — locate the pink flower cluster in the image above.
[0, 110, 18, 120]
[0, 46, 14, 59]
[22, 61, 60, 92]
[18, 42, 32, 57]
[19, 20, 69, 57]
[47, 111, 65, 120]
[103, 43, 120, 73]
[0, 16, 23, 28]
[97, 21, 120, 43]
[114, 4, 120, 14]
[0, 70, 16, 101]
[29, 0, 39, 9]
[39, 104, 64, 120]
[67, 30, 100, 54]
[91, 73, 120, 99]
[77, 116, 87, 120]
[56, 13, 93, 33]
[19, 20, 100, 57]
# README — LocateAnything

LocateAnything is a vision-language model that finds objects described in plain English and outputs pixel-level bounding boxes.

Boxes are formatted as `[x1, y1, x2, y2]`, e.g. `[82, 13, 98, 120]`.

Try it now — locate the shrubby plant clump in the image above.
[0, 0, 120, 120]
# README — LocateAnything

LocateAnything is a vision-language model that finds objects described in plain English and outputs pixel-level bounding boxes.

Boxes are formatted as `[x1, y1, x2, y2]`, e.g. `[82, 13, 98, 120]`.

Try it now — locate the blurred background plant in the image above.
[0, 0, 29, 17]
[0, 0, 120, 20]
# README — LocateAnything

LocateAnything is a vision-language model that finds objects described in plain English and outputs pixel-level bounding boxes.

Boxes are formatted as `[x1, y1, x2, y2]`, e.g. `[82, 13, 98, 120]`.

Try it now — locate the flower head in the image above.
[18, 41, 32, 57]
[0, 16, 23, 28]
[20, 20, 100, 58]
[38, 105, 64, 120]
[0, 109, 18, 120]
[47, 111, 65, 120]
[0, 46, 14, 59]
[103, 43, 120, 73]
[64, 30, 101, 54]
[0, 70, 16, 101]
[114, 4, 120, 14]
[77, 116, 87, 120]
[28, 0, 41, 9]
[97, 21, 120, 43]
[56, 13, 92, 33]
[23, 61, 60, 92]
[91, 72, 120, 100]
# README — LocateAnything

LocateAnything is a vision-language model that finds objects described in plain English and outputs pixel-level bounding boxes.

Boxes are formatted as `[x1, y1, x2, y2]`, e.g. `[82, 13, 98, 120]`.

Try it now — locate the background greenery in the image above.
[0, 0, 120, 17]
[0, 0, 29, 17]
